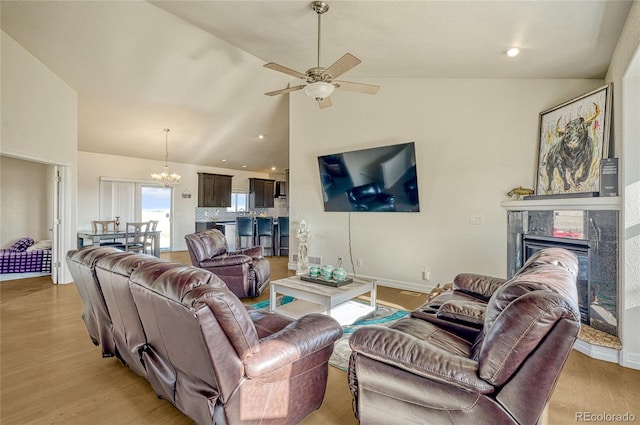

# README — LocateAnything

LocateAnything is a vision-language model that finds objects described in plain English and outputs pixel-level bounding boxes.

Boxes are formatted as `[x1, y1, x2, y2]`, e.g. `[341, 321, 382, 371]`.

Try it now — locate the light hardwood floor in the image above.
[1, 252, 638, 424]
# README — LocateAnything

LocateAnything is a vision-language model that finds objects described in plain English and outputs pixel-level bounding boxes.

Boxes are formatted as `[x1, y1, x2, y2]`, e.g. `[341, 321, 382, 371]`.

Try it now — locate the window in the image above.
[227, 192, 248, 212]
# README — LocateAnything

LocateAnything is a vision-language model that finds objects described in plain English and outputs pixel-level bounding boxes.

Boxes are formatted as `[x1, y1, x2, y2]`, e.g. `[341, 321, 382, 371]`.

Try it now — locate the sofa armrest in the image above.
[243, 314, 342, 377]
[230, 246, 263, 259]
[453, 273, 507, 301]
[200, 254, 252, 268]
[349, 327, 494, 394]
[436, 299, 486, 327]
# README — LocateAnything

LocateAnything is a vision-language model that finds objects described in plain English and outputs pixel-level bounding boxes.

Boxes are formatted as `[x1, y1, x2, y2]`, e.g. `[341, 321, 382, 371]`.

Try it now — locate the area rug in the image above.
[250, 296, 408, 371]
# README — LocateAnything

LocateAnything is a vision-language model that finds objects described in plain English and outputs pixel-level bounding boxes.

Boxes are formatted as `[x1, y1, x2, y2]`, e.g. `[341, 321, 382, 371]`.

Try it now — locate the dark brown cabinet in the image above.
[198, 173, 232, 207]
[249, 178, 275, 208]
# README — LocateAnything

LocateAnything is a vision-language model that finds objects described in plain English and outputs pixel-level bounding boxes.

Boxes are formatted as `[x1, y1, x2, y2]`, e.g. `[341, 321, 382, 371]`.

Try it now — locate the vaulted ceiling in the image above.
[1, 1, 633, 173]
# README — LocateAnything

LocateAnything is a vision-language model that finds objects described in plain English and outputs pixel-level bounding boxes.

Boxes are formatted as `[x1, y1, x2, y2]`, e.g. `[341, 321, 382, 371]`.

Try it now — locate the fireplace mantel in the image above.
[501, 197, 621, 363]
[500, 196, 621, 211]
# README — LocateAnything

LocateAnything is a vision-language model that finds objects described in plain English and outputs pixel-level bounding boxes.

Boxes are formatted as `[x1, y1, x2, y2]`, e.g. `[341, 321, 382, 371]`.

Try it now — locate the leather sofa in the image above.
[346, 182, 396, 212]
[348, 248, 580, 425]
[66, 246, 342, 425]
[185, 229, 270, 298]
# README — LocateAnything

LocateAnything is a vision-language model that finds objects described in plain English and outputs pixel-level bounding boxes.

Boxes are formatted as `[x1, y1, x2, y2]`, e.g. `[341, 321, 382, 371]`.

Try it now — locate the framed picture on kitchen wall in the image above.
[534, 84, 612, 197]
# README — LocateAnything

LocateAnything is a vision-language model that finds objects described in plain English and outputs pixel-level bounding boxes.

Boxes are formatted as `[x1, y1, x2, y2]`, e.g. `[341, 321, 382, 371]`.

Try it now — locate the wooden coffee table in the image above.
[269, 275, 377, 326]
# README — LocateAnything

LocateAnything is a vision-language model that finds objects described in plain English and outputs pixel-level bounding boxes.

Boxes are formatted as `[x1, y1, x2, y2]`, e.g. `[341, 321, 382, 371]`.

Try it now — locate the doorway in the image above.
[140, 185, 172, 251]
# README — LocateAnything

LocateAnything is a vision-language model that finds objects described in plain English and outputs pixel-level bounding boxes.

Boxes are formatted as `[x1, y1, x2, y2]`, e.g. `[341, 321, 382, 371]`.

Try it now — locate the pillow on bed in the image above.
[27, 240, 53, 251]
[9, 237, 34, 252]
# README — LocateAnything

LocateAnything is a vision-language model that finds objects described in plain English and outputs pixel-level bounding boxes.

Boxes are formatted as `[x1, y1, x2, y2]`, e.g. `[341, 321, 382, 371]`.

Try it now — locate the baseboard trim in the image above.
[621, 351, 640, 370]
[573, 339, 620, 364]
[286, 263, 433, 294]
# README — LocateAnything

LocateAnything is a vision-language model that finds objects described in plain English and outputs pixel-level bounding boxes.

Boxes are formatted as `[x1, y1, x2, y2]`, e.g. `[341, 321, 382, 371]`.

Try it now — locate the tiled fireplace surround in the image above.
[501, 197, 622, 363]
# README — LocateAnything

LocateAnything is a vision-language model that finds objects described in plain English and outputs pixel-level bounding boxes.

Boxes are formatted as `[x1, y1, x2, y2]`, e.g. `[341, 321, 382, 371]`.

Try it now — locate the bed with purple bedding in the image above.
[0, 238, 52, 274]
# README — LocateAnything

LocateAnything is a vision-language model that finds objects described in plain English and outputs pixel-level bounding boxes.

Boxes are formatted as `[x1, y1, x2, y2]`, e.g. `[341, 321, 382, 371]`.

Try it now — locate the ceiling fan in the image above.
[264, 1, 379, 109]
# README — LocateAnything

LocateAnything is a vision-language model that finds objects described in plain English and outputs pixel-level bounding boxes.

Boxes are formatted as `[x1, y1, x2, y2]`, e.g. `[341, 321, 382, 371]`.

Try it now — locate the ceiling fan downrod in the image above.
[312, 1, 329, 69]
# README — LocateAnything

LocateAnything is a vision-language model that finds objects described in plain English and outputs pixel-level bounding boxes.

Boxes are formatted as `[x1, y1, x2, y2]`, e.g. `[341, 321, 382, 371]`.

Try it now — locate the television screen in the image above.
[317, 142, 420, 212]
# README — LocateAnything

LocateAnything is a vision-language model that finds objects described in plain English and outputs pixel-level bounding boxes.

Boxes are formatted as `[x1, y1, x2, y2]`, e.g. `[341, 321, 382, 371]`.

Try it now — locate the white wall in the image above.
[1, 31, 77, 283]
[604, 0, 640, 369]
[0, 157, 52, 247]
[77, 151, 271, 251]
[289, 78, 602, 292]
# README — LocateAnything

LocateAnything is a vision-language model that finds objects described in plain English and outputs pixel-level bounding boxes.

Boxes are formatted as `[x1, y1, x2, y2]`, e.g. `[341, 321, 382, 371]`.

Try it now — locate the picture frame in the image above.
[535, 84, 612, 197]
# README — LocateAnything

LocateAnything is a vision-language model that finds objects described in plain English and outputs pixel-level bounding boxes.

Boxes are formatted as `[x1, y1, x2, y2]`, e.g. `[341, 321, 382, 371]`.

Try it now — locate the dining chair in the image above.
[235, 216, 255, 249]
[124, 222, 151, 254]
[91, 220, 125, 248]
[256, 216, 274, 256]
[277, 216, 289, 256]
[144, 220, 159, 255]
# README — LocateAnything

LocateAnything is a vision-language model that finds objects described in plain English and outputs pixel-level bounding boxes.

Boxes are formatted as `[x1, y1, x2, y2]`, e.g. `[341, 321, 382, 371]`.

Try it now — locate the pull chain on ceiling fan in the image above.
[264, 1, 379, 109]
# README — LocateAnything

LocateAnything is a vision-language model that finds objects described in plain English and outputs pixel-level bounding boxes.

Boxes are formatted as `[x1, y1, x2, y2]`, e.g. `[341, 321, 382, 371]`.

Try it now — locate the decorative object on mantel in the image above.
[296, 219, 310, 276]
[507, 186, 534, 200]
[151, 128, 181, 187]
[599, 158, 618, 197]
[534, 84, 612, 198]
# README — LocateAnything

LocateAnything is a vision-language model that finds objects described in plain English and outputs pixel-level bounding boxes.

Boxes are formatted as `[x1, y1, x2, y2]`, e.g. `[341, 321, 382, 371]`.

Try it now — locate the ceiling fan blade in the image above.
[264, 62, 306, 79]
[323, 53, 361, 79]
[334, 80, 380, 95]
[264, 85, 306, 96]
[318, 97, 332, 109]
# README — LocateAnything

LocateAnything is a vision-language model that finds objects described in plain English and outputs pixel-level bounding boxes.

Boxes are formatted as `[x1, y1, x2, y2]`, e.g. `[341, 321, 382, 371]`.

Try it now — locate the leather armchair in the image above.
[185, 229, 270, 298]
[346, 182, 396, 212]
[348, 248, 580, 425]
[129, 262, 343, 425]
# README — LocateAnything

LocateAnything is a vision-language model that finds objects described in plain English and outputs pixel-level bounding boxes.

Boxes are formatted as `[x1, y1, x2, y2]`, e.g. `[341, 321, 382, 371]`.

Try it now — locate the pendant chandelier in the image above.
[151, 128, 181, 187]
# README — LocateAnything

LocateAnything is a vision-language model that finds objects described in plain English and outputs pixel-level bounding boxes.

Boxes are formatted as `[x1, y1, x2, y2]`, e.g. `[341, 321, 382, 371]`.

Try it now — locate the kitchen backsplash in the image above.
[195, 199, 288, 222]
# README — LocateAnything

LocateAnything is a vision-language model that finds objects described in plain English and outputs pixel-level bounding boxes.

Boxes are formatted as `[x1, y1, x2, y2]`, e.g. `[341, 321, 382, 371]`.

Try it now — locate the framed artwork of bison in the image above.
[535, 84, 612, 197]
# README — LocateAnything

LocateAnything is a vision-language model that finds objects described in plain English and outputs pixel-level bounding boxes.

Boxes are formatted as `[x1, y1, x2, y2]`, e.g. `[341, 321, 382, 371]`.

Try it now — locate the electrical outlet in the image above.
[469, 215, 485, 225]
[356, 258, 363, 267]
[422, 267, 431, 281]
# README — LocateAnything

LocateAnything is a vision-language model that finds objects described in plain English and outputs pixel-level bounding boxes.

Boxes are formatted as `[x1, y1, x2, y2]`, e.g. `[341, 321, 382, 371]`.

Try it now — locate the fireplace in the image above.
[507, 208, 618, 337]
[523, 235, 591, 326]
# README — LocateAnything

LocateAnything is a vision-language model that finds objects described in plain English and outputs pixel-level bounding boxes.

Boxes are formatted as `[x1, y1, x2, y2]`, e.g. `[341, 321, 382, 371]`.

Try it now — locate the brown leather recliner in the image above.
[348, 248, 580, 425]
[128, 260, 343, 425]
[68, 246, 342, 424]
[94, 250, 171, 377]
[66, 246, 123, 357]
[185, 229, 270, 298]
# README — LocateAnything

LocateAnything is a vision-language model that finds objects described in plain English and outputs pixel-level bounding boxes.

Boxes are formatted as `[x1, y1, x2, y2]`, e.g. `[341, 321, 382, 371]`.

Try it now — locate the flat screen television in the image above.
[317, 142, 420, 212]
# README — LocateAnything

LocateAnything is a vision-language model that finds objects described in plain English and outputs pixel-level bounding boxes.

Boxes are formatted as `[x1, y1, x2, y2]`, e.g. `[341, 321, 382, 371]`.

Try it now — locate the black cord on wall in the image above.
[348, 212, 356, 276]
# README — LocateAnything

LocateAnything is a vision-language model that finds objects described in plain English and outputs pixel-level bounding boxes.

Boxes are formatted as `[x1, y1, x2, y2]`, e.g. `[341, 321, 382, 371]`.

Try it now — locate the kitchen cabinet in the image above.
[195, 221, 224, 233]
[249, 178, 275, 208]
[198, 173, 232, 207]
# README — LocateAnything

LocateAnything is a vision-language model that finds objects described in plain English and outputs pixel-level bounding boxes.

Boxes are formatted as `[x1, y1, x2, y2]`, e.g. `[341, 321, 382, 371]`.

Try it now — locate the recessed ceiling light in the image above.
[505, 47, 522, 58]
[271, 166, 276, 171]
[242, 165, 247, 168]
[258, 134, 265, 140]
[221, 159, 228, 163]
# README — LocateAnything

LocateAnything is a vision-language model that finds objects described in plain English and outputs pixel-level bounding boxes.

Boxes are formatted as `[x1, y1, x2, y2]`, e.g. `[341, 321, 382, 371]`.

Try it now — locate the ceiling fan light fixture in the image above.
[304, 81, 335, 101]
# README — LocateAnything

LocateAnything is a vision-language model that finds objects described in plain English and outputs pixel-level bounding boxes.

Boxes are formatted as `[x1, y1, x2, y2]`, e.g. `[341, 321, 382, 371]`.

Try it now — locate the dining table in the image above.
[77, 230, 162, 257]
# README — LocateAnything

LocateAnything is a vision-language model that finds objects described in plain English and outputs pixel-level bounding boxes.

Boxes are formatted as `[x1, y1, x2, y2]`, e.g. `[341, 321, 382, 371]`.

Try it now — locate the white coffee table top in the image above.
[270, 275, 377, 326]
